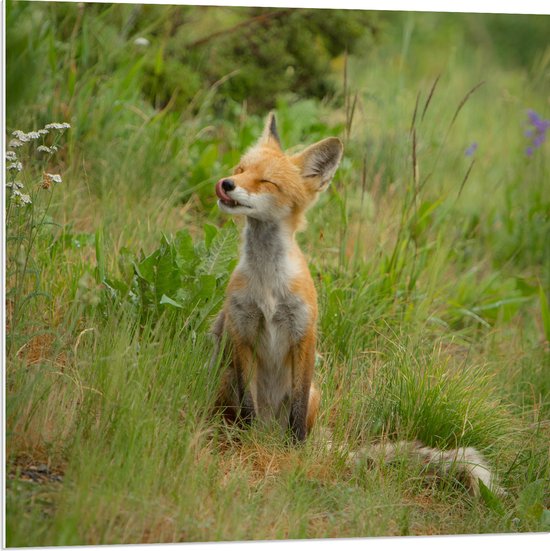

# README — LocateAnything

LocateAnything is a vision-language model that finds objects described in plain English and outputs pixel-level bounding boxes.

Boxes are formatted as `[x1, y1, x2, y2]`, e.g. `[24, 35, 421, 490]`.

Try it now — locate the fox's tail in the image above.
[324, 433, 504, 497]
[355, 440, 504, 497]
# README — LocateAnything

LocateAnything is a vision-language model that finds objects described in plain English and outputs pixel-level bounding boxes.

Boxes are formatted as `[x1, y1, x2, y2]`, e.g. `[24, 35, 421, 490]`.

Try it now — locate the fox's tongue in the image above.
[215, 180, 232, 202]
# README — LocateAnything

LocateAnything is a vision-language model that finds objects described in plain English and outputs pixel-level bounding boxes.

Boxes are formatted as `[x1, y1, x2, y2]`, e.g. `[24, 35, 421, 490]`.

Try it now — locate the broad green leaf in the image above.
[174, 230, 199, 273]
[175, 287, 191, 306]
[478, 479, 505, 516]
[104, 277, 128, 293]
[159, 294, 183, 308]
[175, 230, 194, 258]
[198, 224, 238, 277]
[194, 274, 217, 300]
[155, 246, 180, 301]
[203, 223, 218, 250]
[134, 251, 158, 283]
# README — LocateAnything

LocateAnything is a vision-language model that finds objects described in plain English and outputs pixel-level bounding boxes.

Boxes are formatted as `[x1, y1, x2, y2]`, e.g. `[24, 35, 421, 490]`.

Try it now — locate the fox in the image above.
[210, 112, 504, 496]
[210, 112, 339, 442]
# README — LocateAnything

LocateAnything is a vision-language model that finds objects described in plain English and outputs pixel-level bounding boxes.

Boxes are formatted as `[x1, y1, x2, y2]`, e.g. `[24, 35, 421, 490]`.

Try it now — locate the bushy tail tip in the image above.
[351, 440, 505, 497]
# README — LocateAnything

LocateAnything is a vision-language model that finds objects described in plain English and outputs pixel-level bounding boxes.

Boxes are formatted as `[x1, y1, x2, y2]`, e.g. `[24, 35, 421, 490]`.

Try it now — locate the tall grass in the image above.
[5, 4, 550, 545]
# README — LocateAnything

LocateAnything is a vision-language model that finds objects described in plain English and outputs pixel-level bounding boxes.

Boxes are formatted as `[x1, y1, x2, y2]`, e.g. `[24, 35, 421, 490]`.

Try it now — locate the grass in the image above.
[5, 3, 550, 546]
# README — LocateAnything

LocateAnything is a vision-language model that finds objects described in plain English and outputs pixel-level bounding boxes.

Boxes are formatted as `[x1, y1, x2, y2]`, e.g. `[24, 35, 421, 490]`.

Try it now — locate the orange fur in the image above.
[211, 113, 343, 442]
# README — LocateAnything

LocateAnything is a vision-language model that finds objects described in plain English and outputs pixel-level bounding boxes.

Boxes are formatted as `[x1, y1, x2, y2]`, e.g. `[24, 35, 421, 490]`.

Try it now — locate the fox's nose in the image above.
[221, 179, 235, 192]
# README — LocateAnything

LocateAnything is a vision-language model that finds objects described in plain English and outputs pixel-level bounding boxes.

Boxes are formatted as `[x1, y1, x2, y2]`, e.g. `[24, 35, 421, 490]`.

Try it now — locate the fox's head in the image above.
[216, 113, 343, 229]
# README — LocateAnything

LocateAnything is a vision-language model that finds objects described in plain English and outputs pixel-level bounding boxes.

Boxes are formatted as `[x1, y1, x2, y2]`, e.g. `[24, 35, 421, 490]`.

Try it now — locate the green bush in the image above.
[100, 222, 239, 330]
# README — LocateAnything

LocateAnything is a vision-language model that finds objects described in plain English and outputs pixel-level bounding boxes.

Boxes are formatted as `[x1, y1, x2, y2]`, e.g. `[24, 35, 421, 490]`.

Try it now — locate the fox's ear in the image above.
[257, 111, 282, 149]
[292, 137, 343, 191]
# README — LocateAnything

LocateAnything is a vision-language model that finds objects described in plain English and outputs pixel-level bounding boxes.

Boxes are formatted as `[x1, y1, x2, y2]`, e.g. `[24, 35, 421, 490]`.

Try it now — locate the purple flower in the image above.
[527, 110, 550, 132]
[533, 133, 546, 148]
[525, 109, 549, 156]
[465, 142, 478, 157]
[527, 109, 541, 125]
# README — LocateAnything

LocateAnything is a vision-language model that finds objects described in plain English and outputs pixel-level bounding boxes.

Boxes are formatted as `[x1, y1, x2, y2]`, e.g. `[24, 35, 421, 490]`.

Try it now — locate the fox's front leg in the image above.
[212, 313, 257, 426]
[232, 341, 257, 425]
[289, 333, 316, 443]
[209, 310, 226, 371]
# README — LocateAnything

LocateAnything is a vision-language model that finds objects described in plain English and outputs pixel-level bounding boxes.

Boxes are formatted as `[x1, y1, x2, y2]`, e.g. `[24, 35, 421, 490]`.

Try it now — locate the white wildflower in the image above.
[45, 173, 62, 183]
[8, 139, 23, 148]
[12, 130, 31, 142]
[12, 129, 42, 142]
[45, 122, 71, 130]
[43, 172, 63, 189]
[6, 181, 24, 190]
[37, 145, 58, 154]
[38, 128, 49, 135]
[6, 151, 17, 162]
[11, 190, 32, 206]
[134, 37, 150, 47]
[8, 161, 23, 172]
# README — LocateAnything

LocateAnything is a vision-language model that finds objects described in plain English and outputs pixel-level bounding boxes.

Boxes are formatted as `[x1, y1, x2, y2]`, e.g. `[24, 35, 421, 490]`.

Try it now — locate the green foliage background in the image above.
[5, 1, 550, 545]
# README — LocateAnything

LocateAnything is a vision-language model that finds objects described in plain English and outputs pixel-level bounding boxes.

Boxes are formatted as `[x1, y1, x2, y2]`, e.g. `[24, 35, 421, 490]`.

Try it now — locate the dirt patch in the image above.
[18, 333, 56, 365]
[9, 455, 66, 485]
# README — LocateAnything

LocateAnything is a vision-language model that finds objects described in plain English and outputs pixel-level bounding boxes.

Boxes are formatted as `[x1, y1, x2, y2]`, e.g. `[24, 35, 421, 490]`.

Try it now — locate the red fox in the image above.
[211, 112, 341, 442]
[211, 113, 503, 496]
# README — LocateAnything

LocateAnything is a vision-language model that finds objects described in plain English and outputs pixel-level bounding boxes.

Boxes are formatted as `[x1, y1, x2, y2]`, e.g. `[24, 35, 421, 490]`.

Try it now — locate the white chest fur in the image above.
[227, 219, 311, 424]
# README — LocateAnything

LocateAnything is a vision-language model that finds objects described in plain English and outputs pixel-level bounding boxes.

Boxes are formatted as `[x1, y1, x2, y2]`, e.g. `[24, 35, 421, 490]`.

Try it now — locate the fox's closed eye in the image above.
[260, 179, 280, 188]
